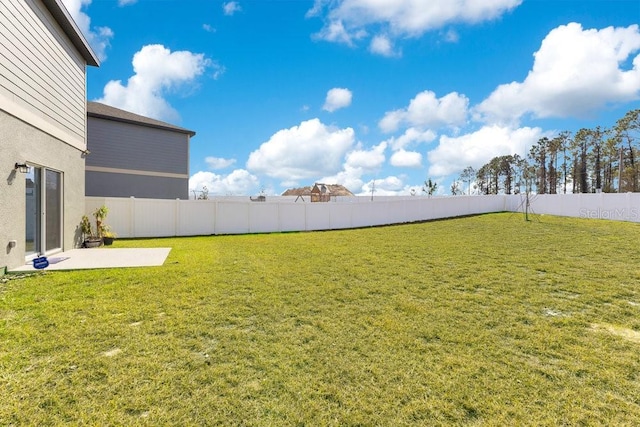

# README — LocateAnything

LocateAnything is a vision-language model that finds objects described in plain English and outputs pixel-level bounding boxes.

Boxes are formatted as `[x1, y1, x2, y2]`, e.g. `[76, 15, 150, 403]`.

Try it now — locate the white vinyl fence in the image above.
[504, 192, 640, 222]
[85, 193, 640, 239]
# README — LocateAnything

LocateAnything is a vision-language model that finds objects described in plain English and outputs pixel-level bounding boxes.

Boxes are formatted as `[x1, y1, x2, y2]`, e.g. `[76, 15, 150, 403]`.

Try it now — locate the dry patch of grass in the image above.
[591, 323, 640, 344]
[1, 213, 640, 425]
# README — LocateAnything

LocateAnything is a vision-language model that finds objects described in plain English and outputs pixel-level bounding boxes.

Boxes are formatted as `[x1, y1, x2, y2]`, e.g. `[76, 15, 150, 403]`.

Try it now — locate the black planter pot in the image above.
[84, 238, 102, 248]
[103, 237, 114, 246]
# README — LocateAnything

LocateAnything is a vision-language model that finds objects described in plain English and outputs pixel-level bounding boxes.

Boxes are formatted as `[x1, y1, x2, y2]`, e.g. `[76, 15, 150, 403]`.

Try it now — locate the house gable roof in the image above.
[87, 102, 196, 137]
[42, 0, 99, 67]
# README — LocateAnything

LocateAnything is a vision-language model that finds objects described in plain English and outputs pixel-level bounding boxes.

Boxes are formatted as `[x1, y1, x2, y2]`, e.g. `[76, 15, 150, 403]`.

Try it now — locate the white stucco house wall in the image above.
[0, 0, 99, 272]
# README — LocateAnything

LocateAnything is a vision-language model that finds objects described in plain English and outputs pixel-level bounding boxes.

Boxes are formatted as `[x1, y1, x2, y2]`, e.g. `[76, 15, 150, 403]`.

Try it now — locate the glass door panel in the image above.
[25, 167, 41, 258]
[45, 170, 62, 252]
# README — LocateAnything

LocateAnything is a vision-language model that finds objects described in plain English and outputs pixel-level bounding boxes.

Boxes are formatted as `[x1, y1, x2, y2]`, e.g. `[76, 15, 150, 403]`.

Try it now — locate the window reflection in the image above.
[45, 170, 62, 252]
[25, 168, 41, 256]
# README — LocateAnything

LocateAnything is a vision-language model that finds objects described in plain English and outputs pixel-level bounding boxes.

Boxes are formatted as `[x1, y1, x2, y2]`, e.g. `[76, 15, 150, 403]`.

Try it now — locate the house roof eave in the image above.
[41, 0, 100, 67]
[87, 101, 196, 137]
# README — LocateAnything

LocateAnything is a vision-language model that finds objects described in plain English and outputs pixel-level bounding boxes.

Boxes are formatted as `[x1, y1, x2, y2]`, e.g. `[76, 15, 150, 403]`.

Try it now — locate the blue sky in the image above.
[64, 0, 640, 196]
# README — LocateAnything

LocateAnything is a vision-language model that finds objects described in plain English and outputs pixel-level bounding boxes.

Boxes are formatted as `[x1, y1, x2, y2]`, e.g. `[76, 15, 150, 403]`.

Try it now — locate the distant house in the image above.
[1, 0, 99, 272]
[282, 183, 354, 202]
[86, 102, 196, 200]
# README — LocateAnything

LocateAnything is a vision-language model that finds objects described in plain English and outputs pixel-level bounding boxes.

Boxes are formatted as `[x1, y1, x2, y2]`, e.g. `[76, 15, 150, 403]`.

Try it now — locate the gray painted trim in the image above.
[0, 93, 84, 149]
[86, 165, 189, 179]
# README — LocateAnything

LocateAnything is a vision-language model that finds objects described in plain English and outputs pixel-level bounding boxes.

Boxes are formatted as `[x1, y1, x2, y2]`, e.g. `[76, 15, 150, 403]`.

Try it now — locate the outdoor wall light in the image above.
[14, 163, 30, 173]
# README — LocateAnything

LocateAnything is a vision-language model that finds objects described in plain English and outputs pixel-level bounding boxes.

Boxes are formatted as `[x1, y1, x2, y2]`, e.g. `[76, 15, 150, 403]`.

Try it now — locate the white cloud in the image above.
[323, 88, 353, 112]
[319, 20, 352, 44]
[477, 23, 640, 124]
[378, 110, 404, 134]
[385, 127, 437, 151]
[360, 176, 405, 196]
[379, 91, 469, 133]
[345, 141, 386, 170]
[443, 28, 459, 43]
[312, 0, 521, 51]
[312, 19, 367, 46]
[95, 44, 210, 122]
[390, 150, 422, 168]
[246, 118, 355, 183]
[317, 141, 386, 192]
[319, 166, 365, 193]
[359, 179, 424, 196]
[427, 125, 545, 177]
[189, 169, 259, 196]
[211, 63, 226, 80]
[61, 0, 113, 61]
[369, 35, 399, 57]
[206, 157, 236, 170]
[306, 0, 326, 18]
[223, 2, 242, 16]
[203, 24, 216, 33]
[319, 131, 428, 193]
[118, 0, 137, 6]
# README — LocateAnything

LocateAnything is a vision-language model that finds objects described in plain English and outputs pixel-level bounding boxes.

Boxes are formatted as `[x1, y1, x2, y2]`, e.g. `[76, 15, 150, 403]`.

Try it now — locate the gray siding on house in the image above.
[0, 0, 88, 150]
[87, 116, 189, 175]
[86, 171, 188, 200]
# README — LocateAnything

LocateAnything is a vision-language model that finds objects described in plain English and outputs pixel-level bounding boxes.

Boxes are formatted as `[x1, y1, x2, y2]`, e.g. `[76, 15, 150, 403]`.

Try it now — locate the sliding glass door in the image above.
[25, 166, 63, 259]
[45, 170, 62, 252]
[25, 168, 41, 258]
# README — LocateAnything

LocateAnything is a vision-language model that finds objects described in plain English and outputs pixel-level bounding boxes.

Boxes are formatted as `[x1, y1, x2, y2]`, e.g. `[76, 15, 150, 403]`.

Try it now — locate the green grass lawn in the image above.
[2, 213, 640, 425]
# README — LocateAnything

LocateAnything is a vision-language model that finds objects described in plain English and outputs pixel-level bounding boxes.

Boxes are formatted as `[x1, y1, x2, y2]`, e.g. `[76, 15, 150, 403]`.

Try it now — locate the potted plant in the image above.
[80, 215, 102, 248]
[93, 205, 109, 236]
[101, 228, 117, 246]
[80, 205, 113, 248]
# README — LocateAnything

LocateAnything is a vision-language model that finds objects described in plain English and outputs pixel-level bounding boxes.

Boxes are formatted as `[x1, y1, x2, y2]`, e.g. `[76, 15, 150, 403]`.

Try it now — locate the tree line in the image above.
[451, 109, 640, 195]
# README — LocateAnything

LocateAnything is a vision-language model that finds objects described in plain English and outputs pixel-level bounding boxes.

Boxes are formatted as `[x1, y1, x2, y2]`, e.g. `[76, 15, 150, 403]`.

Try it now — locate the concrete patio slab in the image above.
[10, 248, 172, 272]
